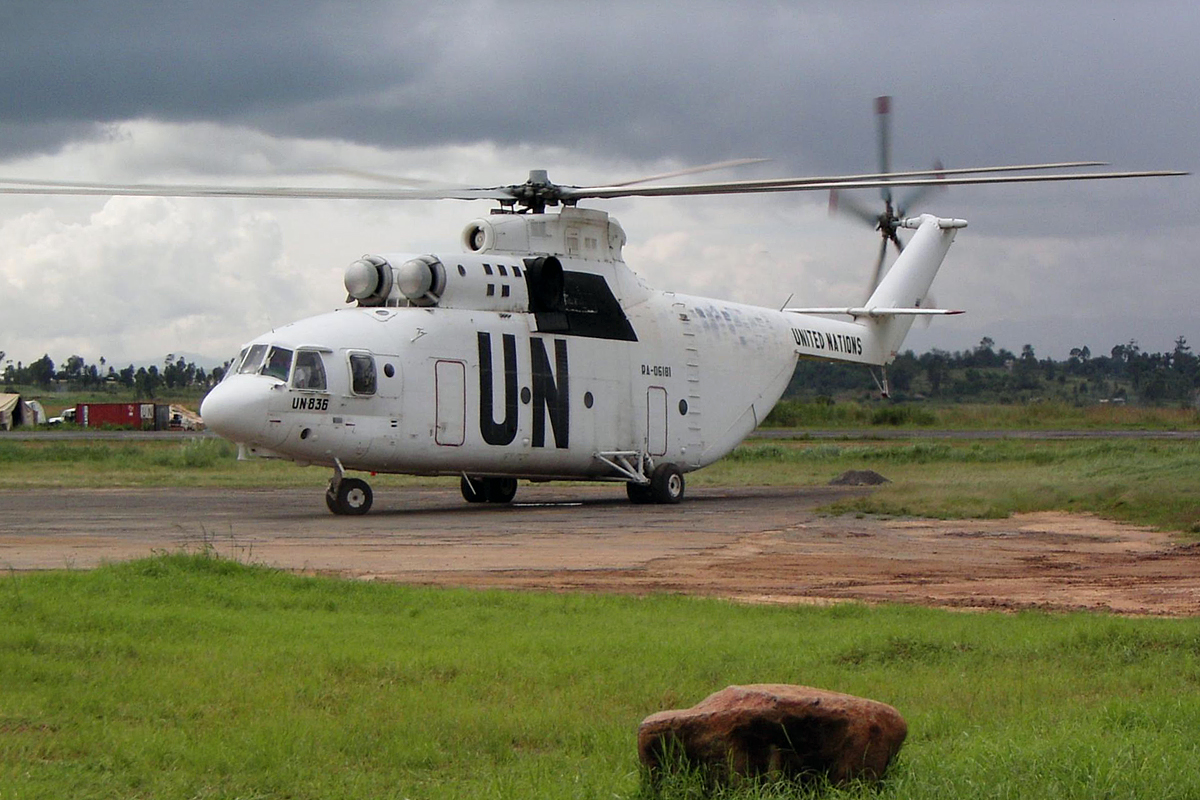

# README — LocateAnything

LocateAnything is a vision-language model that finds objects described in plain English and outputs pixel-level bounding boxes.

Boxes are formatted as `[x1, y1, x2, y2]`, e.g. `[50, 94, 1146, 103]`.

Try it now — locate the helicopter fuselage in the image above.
[204, 276, 809, 480]
[199, 205, 959, 511]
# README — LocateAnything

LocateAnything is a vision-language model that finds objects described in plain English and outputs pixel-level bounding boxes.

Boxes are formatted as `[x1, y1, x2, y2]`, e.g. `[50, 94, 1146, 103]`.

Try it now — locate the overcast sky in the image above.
[1, 0, 1196, 368]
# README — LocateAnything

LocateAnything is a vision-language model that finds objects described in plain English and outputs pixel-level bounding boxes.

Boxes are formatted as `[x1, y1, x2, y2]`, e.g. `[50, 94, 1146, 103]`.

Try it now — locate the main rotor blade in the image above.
[0, 164, 1184, 203]
[567, 162, 1114, 199]
[602, 158, 771, 187]
[0, 162, 1108, 194]
[296, 167, 476, 190]
[562, 169, 1188, 201]
[0, 179, 517, 201]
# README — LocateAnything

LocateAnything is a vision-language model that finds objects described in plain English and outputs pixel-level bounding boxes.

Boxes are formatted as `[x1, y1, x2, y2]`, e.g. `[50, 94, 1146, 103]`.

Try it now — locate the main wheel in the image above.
[626, 481, 654, 504]
[485, 477, 518, 504]
[329, 477, 373, 515]
[461, 476, 487, 503]
[649, 463, 685, 504]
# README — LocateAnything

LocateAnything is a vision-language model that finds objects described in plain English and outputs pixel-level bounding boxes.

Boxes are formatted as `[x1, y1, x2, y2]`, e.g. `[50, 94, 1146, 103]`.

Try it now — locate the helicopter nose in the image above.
[200, 377, 269, 443]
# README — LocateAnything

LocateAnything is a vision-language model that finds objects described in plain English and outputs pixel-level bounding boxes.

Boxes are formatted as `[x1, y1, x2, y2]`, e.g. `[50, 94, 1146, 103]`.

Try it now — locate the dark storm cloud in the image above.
[3, 0, 1196, 180]
[0, 1, 402, 155]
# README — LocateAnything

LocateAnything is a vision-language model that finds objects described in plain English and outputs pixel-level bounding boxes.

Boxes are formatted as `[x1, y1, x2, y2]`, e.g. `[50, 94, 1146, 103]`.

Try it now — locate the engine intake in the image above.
[396, 256, 446, 306]
[344, 255, 393, 306]
[344, 254, 447, 307]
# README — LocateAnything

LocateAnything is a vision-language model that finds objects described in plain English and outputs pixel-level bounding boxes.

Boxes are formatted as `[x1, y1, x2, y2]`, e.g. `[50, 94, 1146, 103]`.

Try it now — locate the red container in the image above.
[75, 402, 168, 430]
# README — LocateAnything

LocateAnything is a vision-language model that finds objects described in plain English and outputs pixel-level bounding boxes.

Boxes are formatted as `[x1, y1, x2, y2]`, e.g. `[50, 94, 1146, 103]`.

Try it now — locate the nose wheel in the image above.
[326, 476, 373, 515]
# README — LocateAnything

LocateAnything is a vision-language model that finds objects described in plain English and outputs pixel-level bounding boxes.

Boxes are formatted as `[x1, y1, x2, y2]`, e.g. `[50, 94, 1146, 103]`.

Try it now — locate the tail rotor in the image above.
[830, 96, 945, 300]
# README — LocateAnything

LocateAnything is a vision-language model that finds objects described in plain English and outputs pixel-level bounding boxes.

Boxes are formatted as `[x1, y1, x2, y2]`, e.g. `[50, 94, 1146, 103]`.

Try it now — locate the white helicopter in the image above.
[1, 102, 1184, 514]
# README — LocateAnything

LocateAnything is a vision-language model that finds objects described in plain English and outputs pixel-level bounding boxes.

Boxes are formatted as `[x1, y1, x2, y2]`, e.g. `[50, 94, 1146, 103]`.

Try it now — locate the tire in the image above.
[332, 477, 373, 515]
[485, 477, 518, 504]
[461, 476, 487, 503]
[626, 481, 654, 504]
[650, 463, 685, 504]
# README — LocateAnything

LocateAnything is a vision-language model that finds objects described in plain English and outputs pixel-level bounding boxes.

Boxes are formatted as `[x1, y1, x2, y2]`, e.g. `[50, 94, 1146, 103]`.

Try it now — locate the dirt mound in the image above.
[829, 470, 891, 486]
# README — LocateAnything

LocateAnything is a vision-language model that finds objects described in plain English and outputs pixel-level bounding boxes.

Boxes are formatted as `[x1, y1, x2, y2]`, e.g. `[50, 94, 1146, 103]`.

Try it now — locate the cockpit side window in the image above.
[350, 353, 376, 395]
[263, 347, 293, 382]
[224, 347, 249, 381]
[238, 344, 268, 375]
[292, 351, 328, 391]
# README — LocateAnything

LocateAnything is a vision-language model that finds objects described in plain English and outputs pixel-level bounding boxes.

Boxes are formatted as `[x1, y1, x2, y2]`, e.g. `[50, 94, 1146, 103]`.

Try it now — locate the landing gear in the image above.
[485, 477, 518, 503]
[626, 463, 685, 504]
[326, 476, 373, 515]
[461, 476, 518, 504]
[650, 463, 685, 504]
[626, 481, 654, 504]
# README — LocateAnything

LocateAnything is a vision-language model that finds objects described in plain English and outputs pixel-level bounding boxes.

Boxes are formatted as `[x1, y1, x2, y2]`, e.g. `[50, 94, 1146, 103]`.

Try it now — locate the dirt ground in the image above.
[2, 485, 1198, 616]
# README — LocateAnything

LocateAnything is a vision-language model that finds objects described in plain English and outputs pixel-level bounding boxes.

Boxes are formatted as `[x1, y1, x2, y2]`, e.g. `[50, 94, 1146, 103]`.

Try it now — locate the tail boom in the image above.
[784, 214, 964, 366]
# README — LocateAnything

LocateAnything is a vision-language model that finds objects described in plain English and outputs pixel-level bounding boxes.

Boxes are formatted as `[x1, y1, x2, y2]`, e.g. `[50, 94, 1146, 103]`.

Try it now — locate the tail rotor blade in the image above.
[897, 159, 945, 216]
[876, 95, 892, 204]
[829, 188, 880, 227]
[865, 236, 889, 302]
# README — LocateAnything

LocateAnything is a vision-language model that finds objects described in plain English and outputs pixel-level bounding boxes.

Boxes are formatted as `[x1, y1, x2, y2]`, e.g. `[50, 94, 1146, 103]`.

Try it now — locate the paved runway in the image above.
[0, 484, 849, 574]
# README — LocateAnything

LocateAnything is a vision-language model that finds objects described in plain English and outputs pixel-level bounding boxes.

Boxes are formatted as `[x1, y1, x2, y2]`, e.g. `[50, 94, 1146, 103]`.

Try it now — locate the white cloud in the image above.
[0, 108, 1195, 367]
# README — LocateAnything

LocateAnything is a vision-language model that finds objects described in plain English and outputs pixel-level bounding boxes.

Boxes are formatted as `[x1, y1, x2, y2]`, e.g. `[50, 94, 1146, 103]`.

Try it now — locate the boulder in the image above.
[638, 684, 906, 786]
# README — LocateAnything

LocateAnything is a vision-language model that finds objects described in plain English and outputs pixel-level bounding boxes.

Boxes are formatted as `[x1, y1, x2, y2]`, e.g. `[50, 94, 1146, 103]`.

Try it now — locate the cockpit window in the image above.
[350, 353, 376, 395]
[263, 347, 293, 381]
[292, 351, 327, 391]
[223, 348, 248, 381]
[238, 344, 268, 375]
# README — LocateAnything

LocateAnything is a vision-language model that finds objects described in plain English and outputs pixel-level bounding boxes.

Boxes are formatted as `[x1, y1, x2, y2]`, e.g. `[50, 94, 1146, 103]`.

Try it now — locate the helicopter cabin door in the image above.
[435, 359, 466, 446]
[647, 386, 668, 457]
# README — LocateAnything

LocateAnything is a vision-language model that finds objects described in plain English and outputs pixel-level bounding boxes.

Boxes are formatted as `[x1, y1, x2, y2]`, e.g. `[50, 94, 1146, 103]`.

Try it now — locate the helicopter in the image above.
[0, 102, 1185, 514]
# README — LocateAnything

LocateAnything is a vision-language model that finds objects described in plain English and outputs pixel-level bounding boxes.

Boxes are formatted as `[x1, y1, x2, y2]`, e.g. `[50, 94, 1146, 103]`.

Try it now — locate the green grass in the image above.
[763, 399, 1200, 430]
[2, 555, 1199, 799]
[694, 439, 1200, 532]
[0, 438, 458, 491]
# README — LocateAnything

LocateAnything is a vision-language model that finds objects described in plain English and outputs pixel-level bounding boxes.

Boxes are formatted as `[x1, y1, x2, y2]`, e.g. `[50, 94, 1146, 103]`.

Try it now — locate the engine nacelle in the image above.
[343, 255, 394, 306]
[344, 255, 446, 307]
[346, 252, 567, 314]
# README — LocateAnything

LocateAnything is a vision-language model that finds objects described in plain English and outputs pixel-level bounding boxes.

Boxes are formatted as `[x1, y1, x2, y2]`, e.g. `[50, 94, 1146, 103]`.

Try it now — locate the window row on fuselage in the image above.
[228, 344, 379, 396]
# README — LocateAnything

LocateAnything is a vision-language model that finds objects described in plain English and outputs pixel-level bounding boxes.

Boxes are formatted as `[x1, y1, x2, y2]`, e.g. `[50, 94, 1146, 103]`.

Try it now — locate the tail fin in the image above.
[864, 215, 965, 359]
[784, 214, 965, 364]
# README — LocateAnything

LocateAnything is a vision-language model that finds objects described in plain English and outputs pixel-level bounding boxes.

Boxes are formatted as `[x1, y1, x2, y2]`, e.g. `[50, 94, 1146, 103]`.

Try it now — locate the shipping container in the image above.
[75, 402, 171, 430]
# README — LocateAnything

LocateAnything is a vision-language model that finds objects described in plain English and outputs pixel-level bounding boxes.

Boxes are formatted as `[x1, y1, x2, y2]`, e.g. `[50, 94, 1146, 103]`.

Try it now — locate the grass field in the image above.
[763, 399, 1200, 430]
[4, 416, 1200, 797]
[2, 553, 1199, 799]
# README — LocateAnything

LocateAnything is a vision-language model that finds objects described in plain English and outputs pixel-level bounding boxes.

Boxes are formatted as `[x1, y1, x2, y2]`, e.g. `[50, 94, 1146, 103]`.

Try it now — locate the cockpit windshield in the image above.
[292, 351, 327, 390]
[263, 347, 293, 382]
[237, 344, 268, 375]
[223, 347, 248, 381]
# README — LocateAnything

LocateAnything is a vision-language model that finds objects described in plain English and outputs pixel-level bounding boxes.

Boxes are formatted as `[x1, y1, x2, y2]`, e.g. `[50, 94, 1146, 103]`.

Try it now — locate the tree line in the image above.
[1, 352, 228, 399]
[788, 336, 1200, 405]
[5, 336, 1199, 406]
